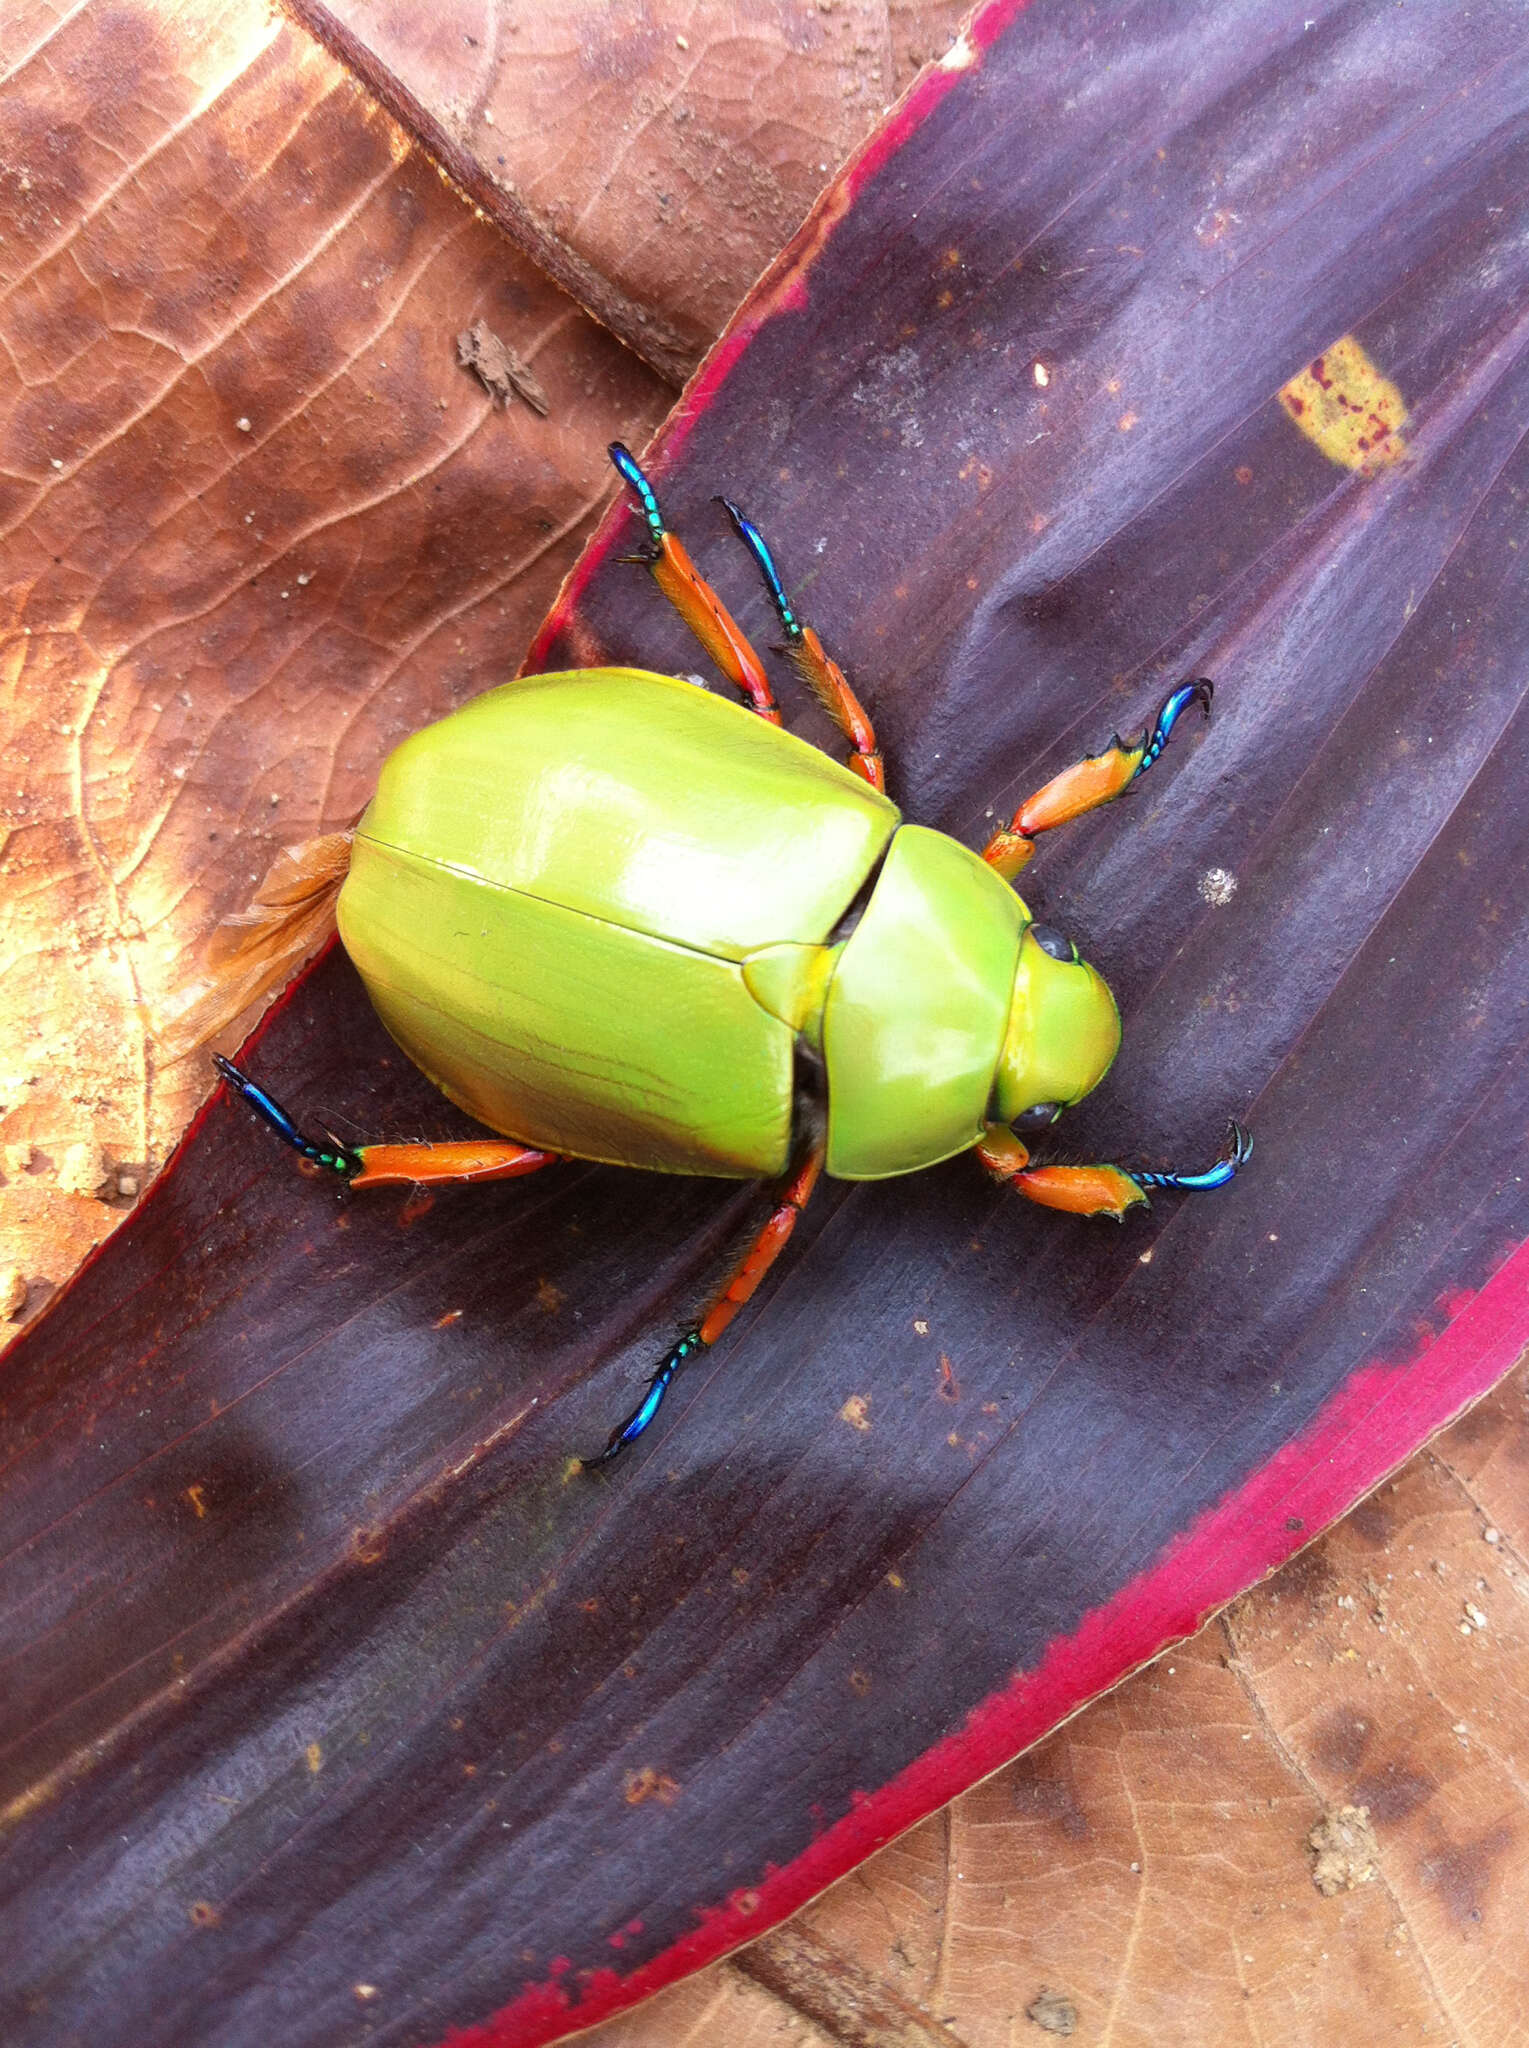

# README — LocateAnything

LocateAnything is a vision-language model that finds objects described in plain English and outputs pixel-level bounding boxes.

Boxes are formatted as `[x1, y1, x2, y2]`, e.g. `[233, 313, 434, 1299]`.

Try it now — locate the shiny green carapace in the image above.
[217, 444, 1249, 1466]
[337, 668, 1118, 1183]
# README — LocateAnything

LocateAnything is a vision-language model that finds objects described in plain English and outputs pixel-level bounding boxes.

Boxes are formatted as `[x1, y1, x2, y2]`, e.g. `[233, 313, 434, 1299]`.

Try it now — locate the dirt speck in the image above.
[456, 321, 550, 416]
[1026, 1987, 1078, 2034]
[55, 1140, 109, 1197]
[623, 1766, 680, 1807]
[1309, 1804, 1379, 1894]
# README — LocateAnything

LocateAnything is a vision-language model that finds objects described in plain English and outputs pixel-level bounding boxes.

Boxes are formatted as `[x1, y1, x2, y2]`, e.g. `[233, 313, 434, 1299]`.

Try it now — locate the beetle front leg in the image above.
[580, 1137, 826, 1470]
[608, 443, 781, 724]
[716, 497, 885, 794]
[215, 1058, 561, 1187]
[982, 679, 1212, 881]
[976, 1119, 1251, 1218]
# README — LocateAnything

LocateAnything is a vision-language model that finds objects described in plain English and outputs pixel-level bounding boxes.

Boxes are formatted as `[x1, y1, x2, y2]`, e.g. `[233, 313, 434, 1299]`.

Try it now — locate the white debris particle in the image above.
[236, 416, 252, 432]
[56, 1141, 109, 1197]
[1032, 360, 1050, 387]
[1199, 866, 1237, 906]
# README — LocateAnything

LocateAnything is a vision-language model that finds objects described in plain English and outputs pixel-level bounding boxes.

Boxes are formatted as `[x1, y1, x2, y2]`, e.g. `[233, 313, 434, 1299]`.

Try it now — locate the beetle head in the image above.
[992, 916, 1121, 1126]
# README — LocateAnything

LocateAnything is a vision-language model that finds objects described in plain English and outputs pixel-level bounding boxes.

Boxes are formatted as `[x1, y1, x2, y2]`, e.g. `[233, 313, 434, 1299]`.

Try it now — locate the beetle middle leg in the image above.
[608, 442, 781, 724]
[716, 496, 885, 793]
[215, 1057, 561, 1186]
[976, 1119, 1251, 1218]
[982, 679, 1213, 881]
[581, 1136, 826, 1469]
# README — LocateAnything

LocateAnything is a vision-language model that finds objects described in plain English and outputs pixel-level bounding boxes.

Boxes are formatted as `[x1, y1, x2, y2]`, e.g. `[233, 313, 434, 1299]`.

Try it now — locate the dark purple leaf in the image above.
[5, 2, 1529, 2043]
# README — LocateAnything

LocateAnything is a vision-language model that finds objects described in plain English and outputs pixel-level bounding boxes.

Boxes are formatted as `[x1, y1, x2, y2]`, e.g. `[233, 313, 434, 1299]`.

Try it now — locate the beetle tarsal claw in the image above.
[1130, 1118, 1253, 1195]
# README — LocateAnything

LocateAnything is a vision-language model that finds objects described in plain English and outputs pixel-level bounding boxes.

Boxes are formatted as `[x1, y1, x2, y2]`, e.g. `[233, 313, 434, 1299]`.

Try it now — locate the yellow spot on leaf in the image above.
[306, 1742, 322, 1775]
[839, 1394, 871, 1431]
[1278, 336, 1408, 471]
[624, 1766, 680, 1807]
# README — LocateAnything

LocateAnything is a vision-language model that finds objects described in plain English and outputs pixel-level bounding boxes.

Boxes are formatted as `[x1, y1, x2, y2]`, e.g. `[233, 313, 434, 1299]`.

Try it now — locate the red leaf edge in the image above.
[438, 1232, 1529, 2045]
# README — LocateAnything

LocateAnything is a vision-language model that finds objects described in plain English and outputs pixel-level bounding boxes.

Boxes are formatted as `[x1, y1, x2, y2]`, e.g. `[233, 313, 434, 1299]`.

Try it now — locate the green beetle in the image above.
[216, 444, 1248, 1465]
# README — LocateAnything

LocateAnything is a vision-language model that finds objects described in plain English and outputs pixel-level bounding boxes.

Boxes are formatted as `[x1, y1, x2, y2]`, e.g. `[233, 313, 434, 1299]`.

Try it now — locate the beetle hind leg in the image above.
[716, 497, 885, 793]
[976, 1118, 1251, 1218]
[581, 1137, 825, 1469]
[608, 442, 780, 723]
[215, 1057, 560, 1187]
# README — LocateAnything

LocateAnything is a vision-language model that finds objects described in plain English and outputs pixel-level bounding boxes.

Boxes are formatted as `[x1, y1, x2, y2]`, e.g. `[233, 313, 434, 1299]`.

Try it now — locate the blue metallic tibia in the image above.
[718, 497, 802, 640]
[581, 1327, 705, 1469]
[1135, 678, 1213, 777]
[1133, 1119, 1252, 1193]
[608, 441, 665, 542]
[214, 1056, 361, 1178]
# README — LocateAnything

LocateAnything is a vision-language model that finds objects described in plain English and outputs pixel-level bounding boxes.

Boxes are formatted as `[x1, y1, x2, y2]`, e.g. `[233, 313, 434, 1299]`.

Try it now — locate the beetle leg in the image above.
[976, 1118, 1250, 1219]
[215, 1058, 560, 1186]
[716, 497, 885, 794]
[581, 1137, 825, 1469]
[608, 443, 780, 724]
[982, 679, 1213, 881]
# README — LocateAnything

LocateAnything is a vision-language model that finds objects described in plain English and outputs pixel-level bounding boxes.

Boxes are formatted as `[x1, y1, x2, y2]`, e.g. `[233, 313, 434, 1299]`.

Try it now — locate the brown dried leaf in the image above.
[291, 0, 972, 377]
[0, 0, 666, 1325]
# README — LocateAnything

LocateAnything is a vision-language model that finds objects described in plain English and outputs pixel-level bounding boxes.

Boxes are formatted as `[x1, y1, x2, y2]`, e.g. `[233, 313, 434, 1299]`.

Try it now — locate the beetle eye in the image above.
[1029, 922, 1076, 962]
[1011, 1100, 1060, 1134]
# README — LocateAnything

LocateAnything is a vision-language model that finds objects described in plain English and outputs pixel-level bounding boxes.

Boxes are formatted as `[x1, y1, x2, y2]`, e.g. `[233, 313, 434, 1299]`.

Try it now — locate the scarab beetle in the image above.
[215, 443, 1250, 1465]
